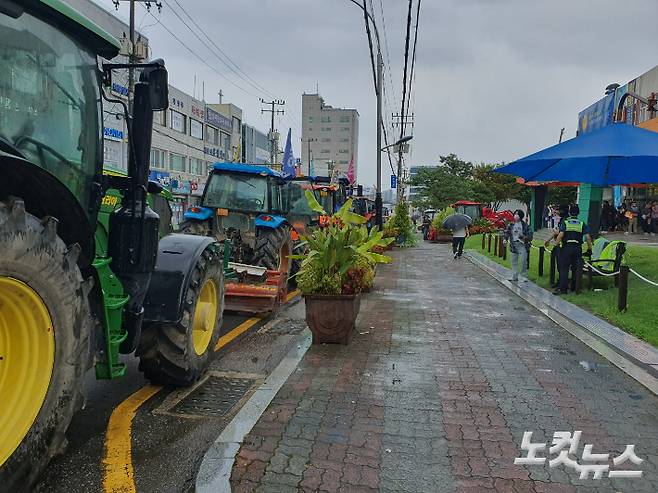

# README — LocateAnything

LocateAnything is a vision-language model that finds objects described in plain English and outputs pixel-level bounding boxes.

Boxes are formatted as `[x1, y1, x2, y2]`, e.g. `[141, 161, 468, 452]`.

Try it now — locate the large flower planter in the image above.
[432, 234, 452, 243]
[304, 294, 361, 345]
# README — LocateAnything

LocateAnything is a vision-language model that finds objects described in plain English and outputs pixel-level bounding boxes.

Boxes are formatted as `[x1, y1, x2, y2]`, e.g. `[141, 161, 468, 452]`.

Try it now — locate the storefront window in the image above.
[169, 110, 186, 133]
[190, 119, 203, 139]
[150, 148, 165, 169]
[169, 152, 186, 172]
[190, 157, 204, 175]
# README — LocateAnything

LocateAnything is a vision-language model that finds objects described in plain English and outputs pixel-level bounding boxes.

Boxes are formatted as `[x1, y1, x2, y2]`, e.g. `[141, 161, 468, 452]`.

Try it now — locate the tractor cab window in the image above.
[314, 188, 334, 214]
[0, 10, 101, 204]
[203, 172, 268, 213]
[287, 181, 316, 216]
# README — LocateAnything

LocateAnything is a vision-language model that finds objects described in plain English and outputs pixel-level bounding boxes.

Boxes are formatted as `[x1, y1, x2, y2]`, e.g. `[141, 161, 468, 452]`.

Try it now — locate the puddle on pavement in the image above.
[578, 360, 609, 372]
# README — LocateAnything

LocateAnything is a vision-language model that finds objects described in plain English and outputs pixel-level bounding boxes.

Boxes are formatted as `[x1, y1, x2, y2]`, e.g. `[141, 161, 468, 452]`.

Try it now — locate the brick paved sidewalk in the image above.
[230, 241, 658, 493]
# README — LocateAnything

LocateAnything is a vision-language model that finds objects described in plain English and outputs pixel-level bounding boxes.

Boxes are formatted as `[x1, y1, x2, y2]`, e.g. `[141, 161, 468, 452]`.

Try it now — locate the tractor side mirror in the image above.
[140, 60, 168, 111]
[147, 66, 168, 111]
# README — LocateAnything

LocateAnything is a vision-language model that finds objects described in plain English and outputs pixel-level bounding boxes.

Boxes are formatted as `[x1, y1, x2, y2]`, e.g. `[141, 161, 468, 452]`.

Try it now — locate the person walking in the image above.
[626, 201, 639, 235]
[503, 210, 533, 282]
[451, 223, 469, 259]
[553, 204, 593, 295]
[421, 215, 431, 240]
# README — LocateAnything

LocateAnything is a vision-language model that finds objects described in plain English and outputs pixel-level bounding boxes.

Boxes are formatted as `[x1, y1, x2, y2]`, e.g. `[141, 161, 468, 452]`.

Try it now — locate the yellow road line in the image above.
[102, 384, 162, 493]
[285, 289, 301, 302]
[214, 317, 261, 352]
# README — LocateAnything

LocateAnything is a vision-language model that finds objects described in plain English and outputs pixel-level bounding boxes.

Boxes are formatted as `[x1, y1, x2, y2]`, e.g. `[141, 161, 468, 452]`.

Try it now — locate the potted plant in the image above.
[430, 207, 455, 243]
[294, 191, 393, 344]
[388, 201, 417, 247]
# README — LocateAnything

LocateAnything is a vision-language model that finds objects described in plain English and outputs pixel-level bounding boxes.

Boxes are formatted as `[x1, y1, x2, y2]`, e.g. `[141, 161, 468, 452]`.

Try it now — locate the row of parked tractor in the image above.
[177, 162, 375, 314]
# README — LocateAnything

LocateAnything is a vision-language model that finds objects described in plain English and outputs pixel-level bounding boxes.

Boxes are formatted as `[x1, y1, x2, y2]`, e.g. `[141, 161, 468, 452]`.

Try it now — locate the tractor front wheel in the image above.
[0, 198, 93, 490]
[137, 247, 224, 386]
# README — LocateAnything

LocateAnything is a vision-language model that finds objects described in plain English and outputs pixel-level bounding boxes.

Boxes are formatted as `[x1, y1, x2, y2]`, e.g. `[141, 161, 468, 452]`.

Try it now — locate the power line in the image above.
[399, 0, 414, 140]
[141, 5, 261, 99]
[405, 0, 422, 124]
[166, 0, 278, 101]
[374, 0, 399, 113]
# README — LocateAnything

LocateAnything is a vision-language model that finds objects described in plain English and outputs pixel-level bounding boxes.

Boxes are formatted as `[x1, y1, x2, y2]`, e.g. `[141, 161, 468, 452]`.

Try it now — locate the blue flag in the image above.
[281, 128, 295, 179]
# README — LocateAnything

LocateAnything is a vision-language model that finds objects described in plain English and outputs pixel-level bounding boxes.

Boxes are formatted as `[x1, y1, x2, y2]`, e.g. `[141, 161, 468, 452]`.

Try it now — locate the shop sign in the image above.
[205, 107, 233, 132]
[170, 177, 191, 195]
[149, 170, 171, 187]
[111, 83, 129, 97]
[104, 126, 124, 141]
[204, 146, 226, 160]
[171, 96, 185, 109]
[191, 101, 205, 120]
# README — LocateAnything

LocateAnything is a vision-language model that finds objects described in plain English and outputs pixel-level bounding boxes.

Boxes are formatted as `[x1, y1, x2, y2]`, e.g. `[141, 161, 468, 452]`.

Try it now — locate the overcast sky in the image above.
[97, 0, 658, 186]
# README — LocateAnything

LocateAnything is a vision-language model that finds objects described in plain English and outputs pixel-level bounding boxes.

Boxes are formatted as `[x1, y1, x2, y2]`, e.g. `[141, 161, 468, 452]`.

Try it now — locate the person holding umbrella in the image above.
[503, 210, 533, 282]
[442, 213, 472, 259]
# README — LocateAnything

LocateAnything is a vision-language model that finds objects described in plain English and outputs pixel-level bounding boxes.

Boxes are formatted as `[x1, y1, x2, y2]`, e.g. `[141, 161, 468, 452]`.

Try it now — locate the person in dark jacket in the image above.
[503, 210, 533, 282]
[553, 204, 593, 295]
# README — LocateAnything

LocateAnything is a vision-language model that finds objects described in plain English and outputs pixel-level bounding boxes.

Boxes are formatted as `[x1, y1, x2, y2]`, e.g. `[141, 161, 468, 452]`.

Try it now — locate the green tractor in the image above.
[0, 1, 225, 488]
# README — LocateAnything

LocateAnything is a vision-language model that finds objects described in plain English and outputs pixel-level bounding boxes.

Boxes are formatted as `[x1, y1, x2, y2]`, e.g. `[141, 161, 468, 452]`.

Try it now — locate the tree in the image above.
[409, 154, 476, 209]
[472, 164, 530, 210]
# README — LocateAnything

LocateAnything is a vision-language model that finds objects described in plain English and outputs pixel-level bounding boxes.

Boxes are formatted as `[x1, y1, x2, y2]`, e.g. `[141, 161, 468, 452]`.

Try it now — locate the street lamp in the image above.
[381, 135, 413, 151]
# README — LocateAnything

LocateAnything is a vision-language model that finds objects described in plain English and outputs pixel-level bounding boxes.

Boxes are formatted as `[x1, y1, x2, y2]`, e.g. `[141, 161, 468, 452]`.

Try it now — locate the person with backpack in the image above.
[503, 210, 533, 282]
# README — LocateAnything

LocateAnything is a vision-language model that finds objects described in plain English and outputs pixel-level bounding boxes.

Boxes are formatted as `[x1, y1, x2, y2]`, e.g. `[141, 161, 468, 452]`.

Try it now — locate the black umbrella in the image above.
[442, 213, 472, 230]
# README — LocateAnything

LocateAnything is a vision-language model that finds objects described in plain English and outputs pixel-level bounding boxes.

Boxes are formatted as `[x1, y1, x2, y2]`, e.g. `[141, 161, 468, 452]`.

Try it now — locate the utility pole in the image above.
[305, 138, 317, 176]
[375, 52, 383, 229]
[128, 0, 135, 113]
[261, 98, 285, 166]
[219, 90, 223, 104]
[391, 113, 414, 202]
[114, 0, 161, 112]
[559, 127, 565, 143]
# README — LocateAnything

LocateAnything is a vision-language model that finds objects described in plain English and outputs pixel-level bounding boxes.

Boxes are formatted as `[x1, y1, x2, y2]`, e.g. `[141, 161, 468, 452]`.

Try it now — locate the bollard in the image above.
[526, 245, 531, 270]
[502, 239, 507, 261]
[538, 247, 545, 277]
[618, 265, 629, 312]
[494, 235, 498, 256]
[481, 234, 485, 250]
[487, 234, 492, 253]
[498, 236, 504, 258]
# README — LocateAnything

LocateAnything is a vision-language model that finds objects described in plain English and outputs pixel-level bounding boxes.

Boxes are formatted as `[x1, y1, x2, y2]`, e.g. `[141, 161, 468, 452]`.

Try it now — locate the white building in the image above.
[301, 94, 359, 178]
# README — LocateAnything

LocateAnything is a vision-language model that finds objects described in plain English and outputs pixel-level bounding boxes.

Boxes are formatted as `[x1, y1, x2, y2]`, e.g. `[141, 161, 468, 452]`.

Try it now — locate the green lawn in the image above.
[465, 234, 658, 348]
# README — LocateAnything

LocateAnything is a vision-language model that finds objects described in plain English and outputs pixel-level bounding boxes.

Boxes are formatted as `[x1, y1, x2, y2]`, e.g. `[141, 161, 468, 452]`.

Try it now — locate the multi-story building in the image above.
[209, 104, 243, 162]
[301, 93, 359, 178]
[148, 87, 245, 224]
[408, 165, 433, 203]
[242, 124, 271, 165]
[573, 64, 658, 231]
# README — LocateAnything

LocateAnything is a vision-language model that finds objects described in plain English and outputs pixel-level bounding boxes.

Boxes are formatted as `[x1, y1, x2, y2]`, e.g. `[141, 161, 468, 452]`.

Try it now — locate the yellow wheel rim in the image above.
[0, 277, 55, 467]
[192, 279, 218, 356]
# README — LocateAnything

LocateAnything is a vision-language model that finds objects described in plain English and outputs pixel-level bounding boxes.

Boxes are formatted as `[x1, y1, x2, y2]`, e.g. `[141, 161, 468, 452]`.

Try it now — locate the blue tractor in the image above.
[181, 163, 292, 275]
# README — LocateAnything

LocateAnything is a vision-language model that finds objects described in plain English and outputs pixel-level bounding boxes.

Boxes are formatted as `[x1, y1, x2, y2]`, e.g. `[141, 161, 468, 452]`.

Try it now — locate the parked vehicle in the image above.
[0, 3, 225, 488]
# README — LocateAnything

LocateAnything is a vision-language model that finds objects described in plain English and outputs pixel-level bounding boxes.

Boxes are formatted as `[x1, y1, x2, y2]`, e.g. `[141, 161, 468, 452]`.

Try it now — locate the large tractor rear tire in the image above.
[137, 247, 224, 386]
[252, 227, 292, 278]
[0, 198, 93, 491]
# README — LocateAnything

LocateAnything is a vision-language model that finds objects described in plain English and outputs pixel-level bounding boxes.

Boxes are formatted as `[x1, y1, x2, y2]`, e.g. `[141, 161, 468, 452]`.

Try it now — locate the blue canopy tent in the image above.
[495, 123, 658, 186]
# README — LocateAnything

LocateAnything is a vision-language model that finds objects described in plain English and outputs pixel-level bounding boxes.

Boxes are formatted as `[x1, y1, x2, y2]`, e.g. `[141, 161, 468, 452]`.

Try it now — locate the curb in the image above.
[466, 250, 658, 397]
[195, 328, 312, 493]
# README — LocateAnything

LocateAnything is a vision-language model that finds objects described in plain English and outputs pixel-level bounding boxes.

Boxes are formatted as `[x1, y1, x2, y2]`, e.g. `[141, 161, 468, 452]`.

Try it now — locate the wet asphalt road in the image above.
[35, 303, 306, 493]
